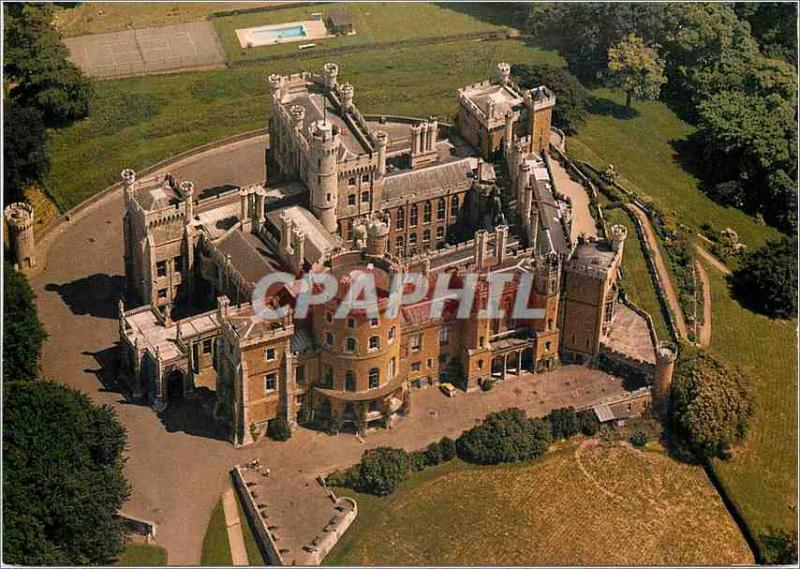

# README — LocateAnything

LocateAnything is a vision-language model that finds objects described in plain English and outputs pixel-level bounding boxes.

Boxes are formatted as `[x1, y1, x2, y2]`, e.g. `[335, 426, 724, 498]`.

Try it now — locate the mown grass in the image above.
[46, 38, 562, 209]
[567, 88, 782, 249]
[604, 207, 671, 341]
[200, 498, 232, 566]
[325, 443, 752, 565]
[213, 3, 511, 62]
[115, 543, 168, 566]
[703, 262, 798, 540]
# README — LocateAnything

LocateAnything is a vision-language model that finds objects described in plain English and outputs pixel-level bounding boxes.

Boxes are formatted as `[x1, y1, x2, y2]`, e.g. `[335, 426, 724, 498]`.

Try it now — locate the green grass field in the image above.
[201, 498, 232, 566]
[604, 207, 671, 340]
[326, 443, 752, 565]
[115, 543, 167, 566]
[213, 3, 511, 63]
[46, 38, 562, 209]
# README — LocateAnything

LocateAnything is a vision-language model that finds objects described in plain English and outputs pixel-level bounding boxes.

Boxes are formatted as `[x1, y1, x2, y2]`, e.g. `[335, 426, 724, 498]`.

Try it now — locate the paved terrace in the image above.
[32, 133, 635, 565]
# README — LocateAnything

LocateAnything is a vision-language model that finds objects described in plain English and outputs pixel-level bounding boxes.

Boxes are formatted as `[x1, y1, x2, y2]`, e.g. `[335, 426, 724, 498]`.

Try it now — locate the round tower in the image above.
[610, 223, 628, 254]
[497, 61, 511, 85]
[339, 82, 354, 113]
[323, 62, 339, 90]
[310, 119, 341, 233]
[179, 181, 195, 224]
[121, 168, 137, 205]
[653, 341, 678, 415]
[373, 130, 388, 178]
[367, 217, 389, 256]
[5, 202, 36, 272]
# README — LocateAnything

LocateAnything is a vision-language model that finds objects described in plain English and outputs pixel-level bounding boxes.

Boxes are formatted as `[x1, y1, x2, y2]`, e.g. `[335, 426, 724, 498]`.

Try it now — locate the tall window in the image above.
[423, 229, 430, 244]
[451, 195, 459, 217]
[396, 208, 405, 229]
[369, 336, 380, 350]
[396, 235, 404, 253]
[345, 371, 356, 392]
[346, 337, 357, 353]
[156, 261, 167, 277]
[388, 326, 396, 342]
[409, 204, 418, 227]
[408, 233, 417, 247]
[264, 373, 276, 391]
[369, 368, 379, 389]
[423, 201, 431, 223]
[410, 333, 422, 352]
[437, 198, 446, 220]
[439, 326, 450, 345]
[325, 331, 334, 347]
[388, 357, 396, 379]
[436, 226, 445, 241]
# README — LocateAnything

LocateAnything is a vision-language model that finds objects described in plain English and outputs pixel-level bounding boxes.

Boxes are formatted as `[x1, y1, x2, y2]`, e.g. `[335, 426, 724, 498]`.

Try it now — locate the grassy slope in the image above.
[567, 88, 782, 249]
[326, 444, 752, 565]
[115, 543, 168, 566]
[47, 38, 562, 209]
[704, 262, 798, 537]
[236, 493, 266, 565]
[604, 208, 671, 340]
[214, 3, 510, 62]
[200, 498, 232, 566]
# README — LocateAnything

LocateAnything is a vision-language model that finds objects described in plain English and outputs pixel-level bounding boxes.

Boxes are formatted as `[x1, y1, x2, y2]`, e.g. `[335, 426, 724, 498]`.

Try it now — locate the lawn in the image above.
[703, 262, 798, 540]
[200, 498, 232, 566]
[604, 207, 671, 341]
[46, 38, 562, 209]
[325, 442, 752, 565]
[567, 88, 782, 249]
[115, 543, 168, 566]
[212, 3, 512, 63]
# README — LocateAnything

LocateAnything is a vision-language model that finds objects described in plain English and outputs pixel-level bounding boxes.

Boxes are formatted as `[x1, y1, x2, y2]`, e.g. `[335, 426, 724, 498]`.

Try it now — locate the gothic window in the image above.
[369, 368, 379, 389]
[451, 195, 459, 217]
[325, 331, 334, 347]
[396, 208, 405, 229]
[423, 201, 431, 223]
[437, 198, 446, 220]
[409, 205, 418, 227]
[345, 371, 356, 392]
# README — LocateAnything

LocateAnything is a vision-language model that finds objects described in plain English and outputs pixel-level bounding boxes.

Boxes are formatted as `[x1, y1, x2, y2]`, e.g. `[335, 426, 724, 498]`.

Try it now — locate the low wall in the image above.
[232, 466, 284, 565]
[116, 512, 157, 540]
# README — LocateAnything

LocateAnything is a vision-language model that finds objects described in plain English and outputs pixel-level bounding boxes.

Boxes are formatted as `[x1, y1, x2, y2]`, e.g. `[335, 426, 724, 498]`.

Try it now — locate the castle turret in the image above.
[653, 341, 678, 416]
[495, 224, 509, 264]
[373, 130, 388, 178]
[121, 168, 137, 206]
[323, 62, 339, 90]
[5, 202, 36, 273]
[497, 61, 511, 86]
[290, 104, 305, 132]
[310, 119, 341, 233]
[367, 217, 389, 256]
[524, 85, 556, 154]
[268, 73, 284, 103]
[504, 110, 516, 153]
[339, 82, 354, 113]
[179, 180, 195, 224]
[610, 223, 628, 255]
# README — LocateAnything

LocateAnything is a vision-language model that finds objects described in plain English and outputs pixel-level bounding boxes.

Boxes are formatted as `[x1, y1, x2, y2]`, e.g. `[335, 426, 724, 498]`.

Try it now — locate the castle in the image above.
[116, 62, 656, 446]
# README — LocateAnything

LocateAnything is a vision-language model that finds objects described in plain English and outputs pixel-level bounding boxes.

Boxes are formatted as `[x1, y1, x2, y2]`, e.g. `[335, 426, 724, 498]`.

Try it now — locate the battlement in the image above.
[4, 202, 34, 231]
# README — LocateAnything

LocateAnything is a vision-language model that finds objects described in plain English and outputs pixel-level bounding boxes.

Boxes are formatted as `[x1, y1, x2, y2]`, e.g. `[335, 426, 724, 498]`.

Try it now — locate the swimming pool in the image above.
[236, 19, 330, 49]
[250, 24, 307, 42]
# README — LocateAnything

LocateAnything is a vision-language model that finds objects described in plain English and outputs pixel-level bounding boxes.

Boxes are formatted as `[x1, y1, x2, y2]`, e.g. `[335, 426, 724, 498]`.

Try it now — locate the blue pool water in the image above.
[251, 24, 307, 42]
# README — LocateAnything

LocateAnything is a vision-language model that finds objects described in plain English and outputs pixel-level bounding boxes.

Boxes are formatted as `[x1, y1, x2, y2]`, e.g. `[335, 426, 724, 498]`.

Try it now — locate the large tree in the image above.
[3, 381, 131, 565]
[669, 350, 753, 460]
[4, 3, 92, 126]
[731, 236, 797, 319]
[3, 262, 48, 381]
[607, 34, 667, 108]
[735, 3, 798, 64]
[511, 63, 588, 133]
[456, 408, 552, 465]
[4, 103, 50, 204]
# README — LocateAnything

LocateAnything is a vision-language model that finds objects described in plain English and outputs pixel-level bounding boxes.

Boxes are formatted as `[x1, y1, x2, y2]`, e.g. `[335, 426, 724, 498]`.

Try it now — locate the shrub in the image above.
[577, 409, 600, 436]
[325, 413, 342, 436]
[267, 417, 291, 441]
[3, 262, 47, 381]
[548, 407, 580, 440]
[731, 236, 797, 319]
[425, 441, 443, 466]
[408, 450, 429, 472]
[439, 436, 457, 461]
[456, 408, 552, 465]
[480, 378, 495, 391]
[630, 432, 648, 447]
[761, 528, 799, 565]
[351, 447, 410, 496]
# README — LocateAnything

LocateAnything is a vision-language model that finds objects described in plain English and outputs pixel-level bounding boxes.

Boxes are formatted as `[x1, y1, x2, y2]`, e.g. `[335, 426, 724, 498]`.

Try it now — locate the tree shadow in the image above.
[587, 96, 639, 120]
[433, 2, 526, 29]
[45, 273, 125, 319]
[83, 344, 138, 405]
[157, 387, 230, 442]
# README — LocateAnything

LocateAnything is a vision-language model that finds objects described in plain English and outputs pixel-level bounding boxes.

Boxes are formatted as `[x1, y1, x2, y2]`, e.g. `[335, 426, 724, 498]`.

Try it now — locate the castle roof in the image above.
[216, 230, 285, 285]
[382, 157, 476, 206]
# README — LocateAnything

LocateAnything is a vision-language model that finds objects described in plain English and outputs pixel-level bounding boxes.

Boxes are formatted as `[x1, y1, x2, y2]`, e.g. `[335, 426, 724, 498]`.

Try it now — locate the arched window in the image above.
[396, 208, 405, 229]
[369, 368, 379, 389]
[369, 336, 380, 350]
[437, 198, 446, 220]
[346, 337, 357, 353]
[409, 204, 418, 227]
[423, 201, 431, 223]
[388, 326, 396, 342]
[451, 195, 460, 218]
[345, 371, 356, 392]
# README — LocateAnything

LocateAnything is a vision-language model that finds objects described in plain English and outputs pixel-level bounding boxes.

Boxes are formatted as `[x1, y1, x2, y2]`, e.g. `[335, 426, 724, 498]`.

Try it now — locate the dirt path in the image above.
[623, 203, 689, 339]
[694, 243, 732, 275]
[694, 260, 712, 347]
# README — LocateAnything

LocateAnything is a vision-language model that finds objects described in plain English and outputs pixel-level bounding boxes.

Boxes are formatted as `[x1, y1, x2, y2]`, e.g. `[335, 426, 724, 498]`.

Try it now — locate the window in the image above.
[346, 337, 357, 353]
[325, 331, 334, 347]
[395, 236, 404, 252]
[396, 208, 405, 229]
[174, 256, 183, 272]
[369, 400, 378, 412]
[326, 311, 334, 324]
[296, 365, 306, 385]
[347, 221, 354, 240]
[264, 373, 276, 391]
[369, 368, 379, 389]
[326, 193, 331, 202]
[362, 173, 370, 183]
[388, 357, 396, 379]
[437, 198, 446, 220]
[369, 336, 380, 350]
[156, 261, 167, 277]
[411, 361, 421, 372]
[427, 358, 433, 368]
[347, 317, 356, 329]
[545, 341, 551, 351]
[479, 336, 485, 348]
[423, 229, 430, 244]
[266, 348, 276, 361]
[478, 360, 484, 370]
[158, 288, 168, 300]
[410, 333, 422, 352]
[439, 326, 450, 345]
[388, 326, 396, 342]
[370, 318, 379, 327]
[348, 176, 356, 186]
[436, 226, 445, 241]
[348, 194, 356, 206]
[202, 339, 213, 354]
[451, 195, 459, 217]
[345, 371, 356, 392]
[409, 205, 418, 227]
[361, 191, 370, 203]
[423, 201, 431, 223]
[324, 364, 334, 387]
[408, 233, 417, 247]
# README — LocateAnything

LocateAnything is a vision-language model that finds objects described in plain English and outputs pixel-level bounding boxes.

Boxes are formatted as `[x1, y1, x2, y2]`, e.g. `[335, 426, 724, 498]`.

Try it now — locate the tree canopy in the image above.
[607, 34, 666, 107]
[3, 380, 130, 565]
[731, 236, 797, 319]
[456, 408, 552, 465]
[3, 103, 50, 204]
[3, 262, 48, 381]
[669, 349, 753, 460]
[511, 63, 588, 133]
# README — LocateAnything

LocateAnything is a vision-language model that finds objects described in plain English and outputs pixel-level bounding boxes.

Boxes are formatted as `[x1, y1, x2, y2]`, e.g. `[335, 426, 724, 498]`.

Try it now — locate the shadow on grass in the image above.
[587, 96, 639, 120]
[432, 2, 528, 29]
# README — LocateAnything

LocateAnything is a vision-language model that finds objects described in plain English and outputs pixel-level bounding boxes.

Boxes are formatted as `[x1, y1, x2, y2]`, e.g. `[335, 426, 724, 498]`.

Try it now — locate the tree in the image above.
[456, 408, 552, 465]
[3, 103, 50, 204]
[548, 407, 579, 440]
[352, 447, 409, 496]
[439, 436, 457, 461]
[511, 64, 588, 133]
[761, 528, 799, 565]
[3, 381, 130, 565]
[4, 3, 92, 126]
[267, 417, 291, 441]
[3, 262, 48, 381]
[577, 409, 600, 436]
[735, 3, 798, 64]
[607, 34, 667, 108]
[731, 236, 797, 319]
[669, 350, 753, 460]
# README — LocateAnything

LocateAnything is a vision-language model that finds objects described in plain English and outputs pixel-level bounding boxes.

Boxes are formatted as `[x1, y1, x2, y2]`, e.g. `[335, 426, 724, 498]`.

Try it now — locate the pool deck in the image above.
[235, 19, 332, 48]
